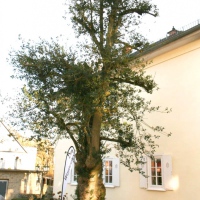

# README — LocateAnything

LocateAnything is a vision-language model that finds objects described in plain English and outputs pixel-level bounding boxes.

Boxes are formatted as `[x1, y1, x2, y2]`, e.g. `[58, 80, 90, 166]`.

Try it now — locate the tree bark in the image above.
[76, 109, 105, 200]
[77, 160, 105, 200]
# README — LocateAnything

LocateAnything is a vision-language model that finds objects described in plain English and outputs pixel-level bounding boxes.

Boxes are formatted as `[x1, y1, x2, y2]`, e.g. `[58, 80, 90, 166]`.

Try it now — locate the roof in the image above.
[0, 121, 27, 153]
[0, 169, 38, 173]
[132, 19, 200, 57]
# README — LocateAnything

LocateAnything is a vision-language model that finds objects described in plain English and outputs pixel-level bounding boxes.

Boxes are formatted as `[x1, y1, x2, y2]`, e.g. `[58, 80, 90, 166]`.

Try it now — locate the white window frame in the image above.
[140, 155, 172, 191]
[68, 157, 120, 188]
[103, 158, 120, 188]
[147, 156, 164, 191]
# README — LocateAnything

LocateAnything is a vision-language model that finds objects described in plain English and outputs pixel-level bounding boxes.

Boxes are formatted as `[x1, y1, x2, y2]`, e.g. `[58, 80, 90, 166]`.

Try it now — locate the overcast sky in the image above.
[0, 0, 200, 116]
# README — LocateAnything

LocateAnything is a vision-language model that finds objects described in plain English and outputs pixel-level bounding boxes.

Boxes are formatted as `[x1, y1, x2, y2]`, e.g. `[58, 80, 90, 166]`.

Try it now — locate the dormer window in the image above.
[0, 158, 5, 169]
[14, 156, 21, 169]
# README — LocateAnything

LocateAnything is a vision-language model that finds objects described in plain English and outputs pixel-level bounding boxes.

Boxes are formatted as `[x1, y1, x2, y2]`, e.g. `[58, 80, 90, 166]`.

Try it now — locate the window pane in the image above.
[105, 160, 113, 184]
[157, 168, 162, 176]
[74, 174, 77, 181]
[105, 176, 108, 183]
[151, 177, 156, 185]
[156, 159, 161, 167]
[151, 160, 155, 167]
[110, 161, 112, 183]
[109, 161, 112, 175]
[150, 157, 162, 186]
[151, 168, 156, 176]
[105, 161, 109, 175]
[157, 176, 162, 185]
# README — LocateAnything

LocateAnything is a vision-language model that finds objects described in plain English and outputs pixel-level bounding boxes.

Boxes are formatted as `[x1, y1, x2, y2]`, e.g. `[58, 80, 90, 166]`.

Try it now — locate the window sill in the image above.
[70, 183, 116, 188]
[147, 187, 166, 191]
[70, 182, 78, 186]
[105, 185, 115, 188]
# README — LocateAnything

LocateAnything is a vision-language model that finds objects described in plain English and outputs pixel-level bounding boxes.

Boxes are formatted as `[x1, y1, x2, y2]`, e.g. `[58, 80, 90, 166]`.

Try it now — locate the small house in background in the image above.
[53, 19, 200, 200]
[0, 121, 54, 200]
[0, 121, 38, 199]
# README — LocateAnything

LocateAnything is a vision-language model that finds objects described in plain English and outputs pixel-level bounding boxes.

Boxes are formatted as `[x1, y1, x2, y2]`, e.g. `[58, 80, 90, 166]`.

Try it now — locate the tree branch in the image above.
[73, 16, 101, 50]
[99, 0, 104, 50]
[100, 136, 134, 148]
[119, 8, 157, 17]
[100, 136, 120, 143]
[53, 113, 80, 151]
[41, 98, 80, 150]
[110, 77, 155, 93]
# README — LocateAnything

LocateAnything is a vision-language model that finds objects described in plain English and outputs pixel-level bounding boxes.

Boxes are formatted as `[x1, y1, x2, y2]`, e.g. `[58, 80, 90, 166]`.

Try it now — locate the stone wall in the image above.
[0, 170, 39, 200]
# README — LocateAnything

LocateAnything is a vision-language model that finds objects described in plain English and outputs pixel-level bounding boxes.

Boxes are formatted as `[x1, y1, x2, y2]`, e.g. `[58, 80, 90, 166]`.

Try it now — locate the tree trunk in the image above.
[76, 109, 105, 200]
[76, 160, 105, 200]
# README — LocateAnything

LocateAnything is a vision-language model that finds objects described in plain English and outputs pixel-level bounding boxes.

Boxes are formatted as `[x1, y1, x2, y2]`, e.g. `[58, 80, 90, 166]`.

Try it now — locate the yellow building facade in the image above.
[53, 22, 200, 200]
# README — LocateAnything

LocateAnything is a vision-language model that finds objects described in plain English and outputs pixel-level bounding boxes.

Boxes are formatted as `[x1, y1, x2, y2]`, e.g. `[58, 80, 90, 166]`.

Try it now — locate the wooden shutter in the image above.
[163, 155, 173, 190]
[139, 156, 148, 188]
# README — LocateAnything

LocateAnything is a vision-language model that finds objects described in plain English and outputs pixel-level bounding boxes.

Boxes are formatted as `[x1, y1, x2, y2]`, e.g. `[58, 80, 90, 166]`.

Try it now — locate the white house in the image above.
[53, 20, 200, 200]
[0, 122, 39, 199]
[0, 121, 37, 171]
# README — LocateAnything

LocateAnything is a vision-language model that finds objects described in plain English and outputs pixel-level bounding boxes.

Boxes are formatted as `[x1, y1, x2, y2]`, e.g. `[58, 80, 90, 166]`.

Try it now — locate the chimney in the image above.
[167, 26, 178, 36]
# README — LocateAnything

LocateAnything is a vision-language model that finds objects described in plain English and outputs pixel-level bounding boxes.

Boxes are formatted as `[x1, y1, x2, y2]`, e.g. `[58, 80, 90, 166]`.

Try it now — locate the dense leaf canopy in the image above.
[8, 0, 170, 175]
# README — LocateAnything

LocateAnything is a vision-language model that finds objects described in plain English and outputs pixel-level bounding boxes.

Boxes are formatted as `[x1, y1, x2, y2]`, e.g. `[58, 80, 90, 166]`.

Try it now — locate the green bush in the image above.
[12, 194, 40, 200]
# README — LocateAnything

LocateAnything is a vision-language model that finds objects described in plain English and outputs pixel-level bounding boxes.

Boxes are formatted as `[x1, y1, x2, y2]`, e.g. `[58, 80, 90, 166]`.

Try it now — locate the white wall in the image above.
[53, 37, 200, 200]
[0, 122, 37, 170]
[0, 147, 37, 170]
[131, 38, 200, 200]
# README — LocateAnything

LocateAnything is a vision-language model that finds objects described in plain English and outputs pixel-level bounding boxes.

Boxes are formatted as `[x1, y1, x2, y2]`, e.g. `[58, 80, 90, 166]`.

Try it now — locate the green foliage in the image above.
[12, 194, 39, 200]
[7, 1, 170, 198]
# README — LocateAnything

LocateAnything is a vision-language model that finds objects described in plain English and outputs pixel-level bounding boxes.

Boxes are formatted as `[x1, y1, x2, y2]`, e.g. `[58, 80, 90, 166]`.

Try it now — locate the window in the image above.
[0, 180, 8, 198]
[140, 155, 172, 191]
[43, 178, 54, 186]
[0, 158, 5, 169]
[14, 157, 21, 169]
[104, 160, 113, 184]
[47, 178, 54, 186]
[68, 158, 120, 188]
[69, 161, 78, 185]
[150, 157, 162, 186]
[103, 158, 120, 187]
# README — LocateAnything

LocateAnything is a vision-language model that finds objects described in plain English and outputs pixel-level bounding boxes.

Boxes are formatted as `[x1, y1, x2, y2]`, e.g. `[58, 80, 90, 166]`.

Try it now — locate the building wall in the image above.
[53, 37, 200, 200]
[0, 147, 37, 171]
[0, 171, 39, 200]
[134, 38, 200, 200]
